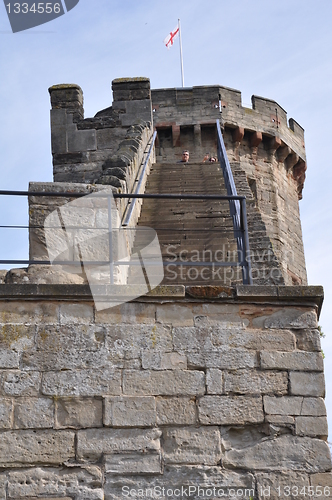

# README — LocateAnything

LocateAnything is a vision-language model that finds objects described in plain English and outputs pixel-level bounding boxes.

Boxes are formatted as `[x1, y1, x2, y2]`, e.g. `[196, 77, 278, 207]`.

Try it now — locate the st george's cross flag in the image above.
[163, 25, 179, 49]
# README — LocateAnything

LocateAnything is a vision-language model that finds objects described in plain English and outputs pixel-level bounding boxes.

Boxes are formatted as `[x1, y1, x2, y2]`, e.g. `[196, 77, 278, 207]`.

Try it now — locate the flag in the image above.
[163, 25, 179, 49]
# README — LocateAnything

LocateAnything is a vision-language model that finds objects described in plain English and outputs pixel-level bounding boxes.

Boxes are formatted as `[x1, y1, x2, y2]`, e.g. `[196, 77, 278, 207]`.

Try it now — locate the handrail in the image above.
[216, 120, 253, 284]
[122, 130, 157, 227]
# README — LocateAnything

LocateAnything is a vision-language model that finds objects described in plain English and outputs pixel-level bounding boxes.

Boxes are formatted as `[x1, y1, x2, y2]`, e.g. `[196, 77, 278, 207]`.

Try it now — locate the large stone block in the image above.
[260, 351, 324, 371]
[295, 417, 328, 438]
[186, 348, 256, 369]
[105, 452, 162, 475]
[123, 369, 205, 396]
[257, 308, 317, 329]
[77, 428, 161, 461]
[302, 397, 327, 416]
[0, 398, 13, 429]
[256, 472, 310, 500]
[2, 370, 41, 396]
[95, 302, 156, 325]
[105, 464, 255, 500]
[225, 370, 288, 395]
[198, 396, 264, 425]
[156, 304, 194, 326]
[206, 368, 223, 394]
[156, 397, 196, 425]
[7, 466, 103, 499]
[224, 435, 331, 472]
[0, 430, 75, 466]
[163, 427, 221, 465]
[104, 396, 156, 427]
[295, 329, 321, 352]
[290, 372, 325, 397]
[142, 351, 187, 370]
[13, 398, 54, 429]
[105, 323, 173, 361]
[55, 397, 103, 428]
[264, 396, 303, 415]
[42, 368, 122, 396]
[0, 301, 58, 324]
[59, 302, 94, 324]
[0, 324, 35, 368]
[310, 472, 332, 486]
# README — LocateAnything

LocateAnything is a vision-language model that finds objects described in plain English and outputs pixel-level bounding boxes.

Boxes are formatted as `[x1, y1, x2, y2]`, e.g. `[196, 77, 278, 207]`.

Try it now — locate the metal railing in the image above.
[216, 120, 253, 285]
[0, 190, 252, 285]
[122, 130, 157, 227]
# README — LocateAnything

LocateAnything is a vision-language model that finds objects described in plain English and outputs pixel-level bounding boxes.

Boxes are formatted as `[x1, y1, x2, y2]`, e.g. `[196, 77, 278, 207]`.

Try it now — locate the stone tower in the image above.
[0, 77, 329, 497]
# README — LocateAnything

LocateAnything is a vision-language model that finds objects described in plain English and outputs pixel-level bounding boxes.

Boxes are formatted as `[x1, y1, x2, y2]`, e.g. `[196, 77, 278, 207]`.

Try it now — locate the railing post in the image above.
[240, 198, 253, 285]
[108, 195, 114, 285]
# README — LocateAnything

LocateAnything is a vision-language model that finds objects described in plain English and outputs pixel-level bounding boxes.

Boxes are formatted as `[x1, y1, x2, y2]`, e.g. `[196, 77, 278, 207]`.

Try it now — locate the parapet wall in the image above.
[0, 284, 329, 498]
[49, 79, 154, 187]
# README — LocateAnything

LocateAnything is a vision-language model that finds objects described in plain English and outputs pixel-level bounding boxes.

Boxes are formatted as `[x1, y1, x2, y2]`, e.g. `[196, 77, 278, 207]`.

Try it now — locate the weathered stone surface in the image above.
[256, 472, 310, 500]
[7, 466, 103, 499]
[260, 351, 324, 371]
[59, 302, 94, 324]
[302, 397, 326, 416]
[156, 304, 194, 326]
[123, 369, 205, 396]
[105, 452, 162, 474]
[95, 302, 156, 324]
[206, 368, 223, 394]
[0, 301, 58, 324]
[77, 428, 161, 460]
[290, 372, 325, 397]
[142, 351, 187, 370]
[105, 465, 255, 499]
[0, 398, 13, 429]
[55, 397, 103, 428]
[0, 430, 75, 466]
[163, 427, 221, 465]
[3, 370, 41, 396]
[42, 368, 122, 396]
[198, 396, 264, 425]
[0, 324, 35, 368]
[295, 417, 328, 437]
[104, 396, 156, 427]
[22, 324, 119, 370]
[310, 472, 332, 486]
[264, 396, 303, 415]
[105, 323, 173, 360]
[156, 397, 196, 425]
[186, 348, 256, 369]
[224, 435, 331, 472]
[265, 415, 295, 425]
[13, 398, 54, 429]
[295, 329, 321, 351]
[225, 370, 288, 395]
[259, 308, 317, 329]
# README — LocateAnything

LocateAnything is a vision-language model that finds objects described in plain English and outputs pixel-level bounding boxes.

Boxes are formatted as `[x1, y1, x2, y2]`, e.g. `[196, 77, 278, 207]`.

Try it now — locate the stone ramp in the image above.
[132, 162, 240, 285]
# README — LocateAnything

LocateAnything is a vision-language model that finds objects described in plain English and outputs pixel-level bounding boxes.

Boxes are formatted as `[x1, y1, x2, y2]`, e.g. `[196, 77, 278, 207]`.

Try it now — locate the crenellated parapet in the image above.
[152, 85, 306, 199]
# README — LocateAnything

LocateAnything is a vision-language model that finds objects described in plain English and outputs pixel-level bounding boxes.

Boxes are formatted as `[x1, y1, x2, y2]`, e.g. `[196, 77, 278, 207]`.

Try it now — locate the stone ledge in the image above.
[0, 284, 323, 314]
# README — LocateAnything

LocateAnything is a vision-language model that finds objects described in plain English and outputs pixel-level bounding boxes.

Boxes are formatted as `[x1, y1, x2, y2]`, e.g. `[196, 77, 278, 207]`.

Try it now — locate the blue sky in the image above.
[1, 0, 332, 437]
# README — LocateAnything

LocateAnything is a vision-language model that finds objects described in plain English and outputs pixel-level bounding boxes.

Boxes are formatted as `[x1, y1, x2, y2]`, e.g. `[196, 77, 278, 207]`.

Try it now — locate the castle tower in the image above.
[0, 77, 329, 497]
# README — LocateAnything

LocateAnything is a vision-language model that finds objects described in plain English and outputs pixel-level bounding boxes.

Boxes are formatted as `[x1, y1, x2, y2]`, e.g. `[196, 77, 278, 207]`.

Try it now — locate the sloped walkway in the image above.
[135, 162, 239, 285]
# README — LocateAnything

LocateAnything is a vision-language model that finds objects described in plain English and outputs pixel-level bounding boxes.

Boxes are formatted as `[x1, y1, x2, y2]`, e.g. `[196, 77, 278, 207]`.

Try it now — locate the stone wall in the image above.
[0, 284, 330, 498]
[49, 79, 154, 186]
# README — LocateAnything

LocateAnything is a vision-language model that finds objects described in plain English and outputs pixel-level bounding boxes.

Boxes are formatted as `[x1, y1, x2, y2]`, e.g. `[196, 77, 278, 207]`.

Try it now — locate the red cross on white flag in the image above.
[163, 25, 179, 49]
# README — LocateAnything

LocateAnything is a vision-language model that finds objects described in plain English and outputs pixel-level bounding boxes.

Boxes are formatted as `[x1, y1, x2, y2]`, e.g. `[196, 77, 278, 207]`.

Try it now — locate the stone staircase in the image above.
[132, 162, 240, 285]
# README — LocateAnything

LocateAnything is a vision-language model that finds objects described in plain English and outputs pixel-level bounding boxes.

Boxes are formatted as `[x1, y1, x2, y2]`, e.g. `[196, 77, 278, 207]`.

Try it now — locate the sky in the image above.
[1, 0, 332, 437]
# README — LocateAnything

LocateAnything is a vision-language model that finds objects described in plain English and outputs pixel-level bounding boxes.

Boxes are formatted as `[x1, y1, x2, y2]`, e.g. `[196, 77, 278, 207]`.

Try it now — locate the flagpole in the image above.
[178, 19, 185, 87]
